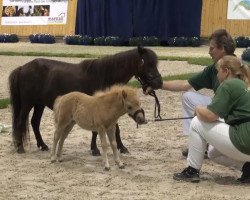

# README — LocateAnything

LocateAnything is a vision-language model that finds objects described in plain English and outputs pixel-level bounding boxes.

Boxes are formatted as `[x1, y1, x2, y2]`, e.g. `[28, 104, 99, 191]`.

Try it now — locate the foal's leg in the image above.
[57, 122, 75, 162]
[31, 105, 49, 151]
[91, 124, 129, 156]
[51, 127, 61, 163]
[115, 124, 129, 154]
[91, 131, 101, 156]
[98, 132, 110, 170]
[107, 127, 125, 169]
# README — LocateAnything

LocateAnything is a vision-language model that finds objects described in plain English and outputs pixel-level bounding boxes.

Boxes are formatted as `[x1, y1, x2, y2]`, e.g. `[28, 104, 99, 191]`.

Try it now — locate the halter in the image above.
[128, 108, 145, 128]
[135, 59, 193, 122]
[135, 75, 162, 120]
[128, 108, 145, 121]
[138, 82, 194, 123]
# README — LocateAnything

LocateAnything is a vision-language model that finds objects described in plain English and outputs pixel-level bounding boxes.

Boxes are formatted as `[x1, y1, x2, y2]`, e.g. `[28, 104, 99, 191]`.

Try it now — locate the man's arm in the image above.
[162, 80, 193, 91]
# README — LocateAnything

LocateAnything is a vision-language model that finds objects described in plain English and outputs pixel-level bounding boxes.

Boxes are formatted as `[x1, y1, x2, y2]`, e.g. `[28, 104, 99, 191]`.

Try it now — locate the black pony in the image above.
[9, 46, 163, 154]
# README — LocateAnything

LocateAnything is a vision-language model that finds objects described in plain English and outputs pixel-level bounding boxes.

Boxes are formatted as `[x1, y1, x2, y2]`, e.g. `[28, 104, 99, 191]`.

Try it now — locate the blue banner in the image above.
[75, 0, 202, 41]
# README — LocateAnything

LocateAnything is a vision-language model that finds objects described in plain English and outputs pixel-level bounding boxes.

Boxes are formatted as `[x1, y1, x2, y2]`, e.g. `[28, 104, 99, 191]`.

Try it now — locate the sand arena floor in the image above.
[0, 43, 249, 200]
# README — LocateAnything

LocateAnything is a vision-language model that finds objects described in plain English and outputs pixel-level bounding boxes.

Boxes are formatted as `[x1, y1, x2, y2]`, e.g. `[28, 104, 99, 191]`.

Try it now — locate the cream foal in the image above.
[51, 85, 145, 170]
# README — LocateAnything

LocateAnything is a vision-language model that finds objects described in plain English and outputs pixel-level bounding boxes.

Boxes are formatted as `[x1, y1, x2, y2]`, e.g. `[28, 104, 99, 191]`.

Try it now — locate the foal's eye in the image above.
[127, 105, 132, 110]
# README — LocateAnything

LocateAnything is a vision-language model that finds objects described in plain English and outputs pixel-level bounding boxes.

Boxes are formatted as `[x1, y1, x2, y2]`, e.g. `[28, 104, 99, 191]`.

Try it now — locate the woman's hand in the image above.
[195, 106, 219, 122]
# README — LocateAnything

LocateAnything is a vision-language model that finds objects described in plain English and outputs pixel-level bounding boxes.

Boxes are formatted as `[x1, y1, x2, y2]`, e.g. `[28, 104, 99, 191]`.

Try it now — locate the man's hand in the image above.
[143, 86, 153, 95]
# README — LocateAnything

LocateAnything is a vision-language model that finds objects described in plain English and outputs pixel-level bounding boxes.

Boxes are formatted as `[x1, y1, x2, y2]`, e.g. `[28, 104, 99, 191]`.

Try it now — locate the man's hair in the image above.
[209, 29, 235, 55]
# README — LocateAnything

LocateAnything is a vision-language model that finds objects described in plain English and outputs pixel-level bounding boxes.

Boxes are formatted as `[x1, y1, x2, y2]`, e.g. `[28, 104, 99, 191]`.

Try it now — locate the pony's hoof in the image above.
[104, 166, 111, 171]
[119, 164, 125, 169]
[119, 146, 129, 154]
[92, 149, 101, 156]
[38, 144, 49, 151]
[17, 146, 25, 154]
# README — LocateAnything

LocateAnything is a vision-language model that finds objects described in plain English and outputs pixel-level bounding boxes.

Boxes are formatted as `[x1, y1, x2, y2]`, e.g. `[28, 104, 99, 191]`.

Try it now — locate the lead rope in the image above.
[135, 76, 193, 123]
[135, 75, 162, 120]
[148, 90, 162, 120]
[147, 90, 194, 122]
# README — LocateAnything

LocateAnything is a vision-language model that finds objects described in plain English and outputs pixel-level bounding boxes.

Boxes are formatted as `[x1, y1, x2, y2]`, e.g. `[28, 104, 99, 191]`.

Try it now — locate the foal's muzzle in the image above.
[129, 108, 145, 124]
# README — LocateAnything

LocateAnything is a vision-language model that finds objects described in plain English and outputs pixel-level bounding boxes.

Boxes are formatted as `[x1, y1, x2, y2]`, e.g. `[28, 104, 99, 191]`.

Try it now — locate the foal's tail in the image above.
[53, 96, 63, 124]
[9, 67, 29, 148]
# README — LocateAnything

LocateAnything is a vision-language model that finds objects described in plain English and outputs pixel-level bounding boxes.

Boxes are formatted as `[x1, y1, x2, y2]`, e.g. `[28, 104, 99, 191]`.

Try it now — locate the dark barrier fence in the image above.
[75, 0, 202, 42]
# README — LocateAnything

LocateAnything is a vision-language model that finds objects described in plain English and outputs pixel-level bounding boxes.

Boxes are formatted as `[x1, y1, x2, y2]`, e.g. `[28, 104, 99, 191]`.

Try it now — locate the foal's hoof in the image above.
[91, 148, 101, 156]
[104, 166, 111, 171]
[119, 146, 129, 154]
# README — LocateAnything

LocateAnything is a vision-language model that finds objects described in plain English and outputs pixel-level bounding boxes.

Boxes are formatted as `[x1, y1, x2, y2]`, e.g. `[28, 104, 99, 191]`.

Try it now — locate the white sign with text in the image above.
[1, 0, 68, 25]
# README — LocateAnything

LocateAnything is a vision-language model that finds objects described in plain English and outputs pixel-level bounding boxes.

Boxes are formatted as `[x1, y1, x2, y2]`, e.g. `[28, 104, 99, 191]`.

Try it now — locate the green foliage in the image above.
[129, 36, 160, 46]
[0, 34, 19, 43]
[29, 33, 55, 44]
[0, 51, 101, 58]
[0, 51, 212, 66]
[167, 37, 200, 47]
[93, 36, 106, 46]
[241, 47, 250, 63]
[234, 36, 250, 48]
[0, 98, 10, 109]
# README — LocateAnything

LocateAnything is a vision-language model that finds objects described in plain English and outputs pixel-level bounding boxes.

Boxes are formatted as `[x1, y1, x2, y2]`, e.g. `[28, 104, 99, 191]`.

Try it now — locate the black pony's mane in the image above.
[81, 48, 140, 74]
[78, 47, 157, 89]
[78, 48, 139, 88]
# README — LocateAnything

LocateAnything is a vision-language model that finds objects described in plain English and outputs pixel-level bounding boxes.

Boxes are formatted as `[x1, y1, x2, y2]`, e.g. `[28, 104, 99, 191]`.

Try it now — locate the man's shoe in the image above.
[182, 148, 208, 159]
[173, 166, 200, 183]
[237, 162, 250, 183]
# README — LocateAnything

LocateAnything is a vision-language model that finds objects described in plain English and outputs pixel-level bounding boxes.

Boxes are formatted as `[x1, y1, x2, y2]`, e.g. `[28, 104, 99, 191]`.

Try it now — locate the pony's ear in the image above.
[122, 90, 127, 99]
[137, 45, 145, 55]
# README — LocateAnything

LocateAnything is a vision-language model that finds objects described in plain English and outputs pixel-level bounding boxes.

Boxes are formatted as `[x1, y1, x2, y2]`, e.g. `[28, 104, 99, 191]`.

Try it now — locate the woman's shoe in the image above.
[173, 166, 200, 183]
[237, 162, 250, 183]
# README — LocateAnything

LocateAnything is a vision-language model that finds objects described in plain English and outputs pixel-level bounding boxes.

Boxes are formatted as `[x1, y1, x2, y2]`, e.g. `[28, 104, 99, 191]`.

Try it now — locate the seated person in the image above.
[173, 55, 250, 183]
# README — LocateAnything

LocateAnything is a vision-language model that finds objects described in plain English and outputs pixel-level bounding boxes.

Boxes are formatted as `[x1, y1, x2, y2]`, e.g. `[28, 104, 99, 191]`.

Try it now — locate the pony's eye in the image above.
[147, 73, 154, 80]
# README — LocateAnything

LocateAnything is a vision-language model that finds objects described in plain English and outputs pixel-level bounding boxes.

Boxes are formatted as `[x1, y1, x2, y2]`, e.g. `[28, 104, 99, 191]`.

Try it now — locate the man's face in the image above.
[209, 40, 226, 63]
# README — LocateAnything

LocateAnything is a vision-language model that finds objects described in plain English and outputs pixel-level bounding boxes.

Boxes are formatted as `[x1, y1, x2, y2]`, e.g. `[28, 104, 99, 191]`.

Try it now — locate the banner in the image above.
[1, 0, 68, 25]
[227, 0, 250, 19]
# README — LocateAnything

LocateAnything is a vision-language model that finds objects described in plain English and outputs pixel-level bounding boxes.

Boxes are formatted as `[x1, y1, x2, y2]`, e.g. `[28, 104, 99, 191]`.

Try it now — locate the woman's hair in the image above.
[209, 29, 235, 55]
[217, 55, 250, 85]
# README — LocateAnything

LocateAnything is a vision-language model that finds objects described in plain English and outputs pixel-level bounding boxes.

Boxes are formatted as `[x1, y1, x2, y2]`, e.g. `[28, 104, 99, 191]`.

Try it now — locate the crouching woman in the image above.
[173, 55, 250, 183]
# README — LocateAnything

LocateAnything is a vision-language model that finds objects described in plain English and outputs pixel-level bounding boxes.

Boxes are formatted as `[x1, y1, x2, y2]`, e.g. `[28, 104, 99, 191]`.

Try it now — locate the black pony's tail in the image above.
[9, 67, 28, 149]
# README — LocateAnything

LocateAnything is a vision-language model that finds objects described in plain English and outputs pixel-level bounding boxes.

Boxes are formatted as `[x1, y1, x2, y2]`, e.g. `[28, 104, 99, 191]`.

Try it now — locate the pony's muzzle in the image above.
[145, 74, 163, 90]
[150, 76, 163, 90]
[129, 108, 145, 124]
